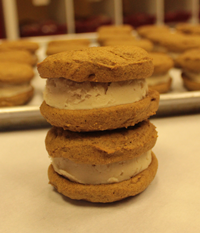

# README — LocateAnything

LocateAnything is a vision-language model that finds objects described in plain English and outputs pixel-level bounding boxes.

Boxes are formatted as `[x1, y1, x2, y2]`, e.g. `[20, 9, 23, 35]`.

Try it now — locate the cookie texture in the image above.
[97, 24, 133, 35]
[0, 49, 37, 66]
[40, 88, 159, 132]
[45, 120, 157, 164]
[103, 39, 153, 52]
[182, 74, 200, 91]
[46, 39, 90, 55]
[0, 62, 34, 84]
[148, 77, 172, 94]
[176, 49, 200, 72]
[37, 46, 154, 82]
[176, 23, 200, 35]
[0, 86, 34, 107]
[0, 40, 39, 53]
[149, 52, 174, 74]
[137, 25, 170, 38]
[48, 152, 158, 203]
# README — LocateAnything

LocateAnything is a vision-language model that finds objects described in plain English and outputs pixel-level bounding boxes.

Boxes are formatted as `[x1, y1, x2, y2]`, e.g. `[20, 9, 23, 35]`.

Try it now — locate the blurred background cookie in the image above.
[0, 62, 35, 107]
[176, 49, 200, 91]
[147, 52, 174, 93]
[46, 38, 91, 56]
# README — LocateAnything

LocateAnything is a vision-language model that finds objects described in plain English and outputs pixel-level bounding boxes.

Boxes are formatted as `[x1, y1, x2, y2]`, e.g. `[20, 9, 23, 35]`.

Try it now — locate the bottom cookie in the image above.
[182, 74, 200, 91]
[148, 77, 172, 94]
[48, 152, 158, 203]
[0, 87, 34, 107]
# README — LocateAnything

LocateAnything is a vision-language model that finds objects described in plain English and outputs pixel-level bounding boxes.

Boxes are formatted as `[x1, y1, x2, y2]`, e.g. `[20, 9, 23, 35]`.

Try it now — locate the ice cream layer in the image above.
[44, 78, 148, 110]
[183, 70, 200, 83]
[51, 150, 152, 185]
[0, 83, 32, 98]
[146, 73, 170, 86]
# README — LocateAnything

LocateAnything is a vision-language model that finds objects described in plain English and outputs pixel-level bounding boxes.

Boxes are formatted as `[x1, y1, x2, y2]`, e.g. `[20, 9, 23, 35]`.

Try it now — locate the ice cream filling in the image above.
[183, 70, 200, 83]
[146, 73, 170, 86]
[0, 83, 32, 98]
[51, 150, 152, 185]
[44, 78, 148, 110]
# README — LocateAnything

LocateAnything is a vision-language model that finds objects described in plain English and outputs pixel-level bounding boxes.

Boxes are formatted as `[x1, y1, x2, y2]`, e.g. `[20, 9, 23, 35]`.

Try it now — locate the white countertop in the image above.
[1, 113, 200, 233]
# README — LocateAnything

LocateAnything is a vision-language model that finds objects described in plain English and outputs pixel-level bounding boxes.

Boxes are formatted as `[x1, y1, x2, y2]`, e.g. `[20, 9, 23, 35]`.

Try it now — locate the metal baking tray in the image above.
[1, 34, 200, 130]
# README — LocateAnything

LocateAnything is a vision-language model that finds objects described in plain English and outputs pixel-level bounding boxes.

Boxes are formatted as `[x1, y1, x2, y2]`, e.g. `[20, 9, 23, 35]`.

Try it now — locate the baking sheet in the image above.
[1, 33, 200, 130]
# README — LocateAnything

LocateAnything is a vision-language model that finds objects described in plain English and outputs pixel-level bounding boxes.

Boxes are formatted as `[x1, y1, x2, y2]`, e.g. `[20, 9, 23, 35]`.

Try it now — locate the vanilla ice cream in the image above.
[146, 73, 171, 86]
[43, 78, 148, 110]
[0, 83, 32, 98]
[51, 150, 152, 185]
[183, 70, 200, 83]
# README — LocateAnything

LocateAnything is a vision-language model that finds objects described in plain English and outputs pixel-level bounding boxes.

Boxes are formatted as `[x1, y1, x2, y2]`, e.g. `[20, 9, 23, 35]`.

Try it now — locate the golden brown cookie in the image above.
[37, 46, 154, 82]
[148, 78, 172, 94]
[46, 39, 90, 55]
[48, 151, 158, 203]
[0, 49, 37, 66]
[181, 73, 200, 91]
[97, 24, 133, 35]
[176, 49, 200, 72]
[0, 62, 34, 84]
[150, 52, 174, 75]
[45, 120, 157, 164]
[137, 25, 170, 38]
[176, 23, 200, 35]
[0, 40, 39, 54]
[0, 62, 34, 107]
[146, 53, 173, 93]
[103, 39, 153, 52]
[0, 87, 34, 107]
[40, 88, 159, 132]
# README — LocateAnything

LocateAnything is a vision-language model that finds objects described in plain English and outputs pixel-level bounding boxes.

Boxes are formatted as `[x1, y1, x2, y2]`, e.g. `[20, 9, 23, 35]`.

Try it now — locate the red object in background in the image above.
[123, 13, 156, 28]
[20, 19, 67, 37]
[0, 0, 5, 39]
[75, 15, 112, 33]
[164, 10, 191, 23]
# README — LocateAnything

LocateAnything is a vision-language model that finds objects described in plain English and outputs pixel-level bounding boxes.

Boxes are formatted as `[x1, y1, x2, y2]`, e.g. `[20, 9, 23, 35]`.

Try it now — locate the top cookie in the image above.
[137, 25, 170, 38]
[149, 52, 174, 74]
[0, 62, 34, 84]
[0, 40, 39, 53]
[176, 23, 200, 35]
[37, 46, 154, 82]
[176, 49, 200, 72]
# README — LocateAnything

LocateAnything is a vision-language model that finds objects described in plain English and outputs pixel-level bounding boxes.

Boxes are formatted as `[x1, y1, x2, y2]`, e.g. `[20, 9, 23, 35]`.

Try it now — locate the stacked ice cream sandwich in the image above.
[37, 46, 160, 203]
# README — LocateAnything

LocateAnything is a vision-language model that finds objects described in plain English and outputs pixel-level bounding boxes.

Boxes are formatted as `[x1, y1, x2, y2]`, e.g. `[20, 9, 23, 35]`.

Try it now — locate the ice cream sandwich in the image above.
[46, 120, 158, 203]
[176, 49, 200, 91]
[38, 46, 159, 132]
[0, 62, 34, 106]
[147, 52, 174, 93]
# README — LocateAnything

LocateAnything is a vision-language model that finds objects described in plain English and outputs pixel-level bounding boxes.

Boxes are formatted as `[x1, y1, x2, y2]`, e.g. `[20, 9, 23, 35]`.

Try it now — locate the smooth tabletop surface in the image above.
[1, 113, 200, 233]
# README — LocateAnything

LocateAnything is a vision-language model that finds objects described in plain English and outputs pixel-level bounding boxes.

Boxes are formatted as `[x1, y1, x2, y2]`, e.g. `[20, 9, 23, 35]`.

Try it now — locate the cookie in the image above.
[137, 25, 170, 38]
[48, 152, 158, 203]
[0, 40, 39, 54]
[46, 38, 90, 55]
[40, 88, 159, 131]
[0, 48, 37, 66]
[97, 24, 133, 35]
[176, 23, 200, 35]
[146, 52, 174, 93]
[45, 120, 157, 164]
[102, 39, 153, 52]
[177, 49, 200, 91]
[0, 62, 34, 107]
[37, 46, 154, 82]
